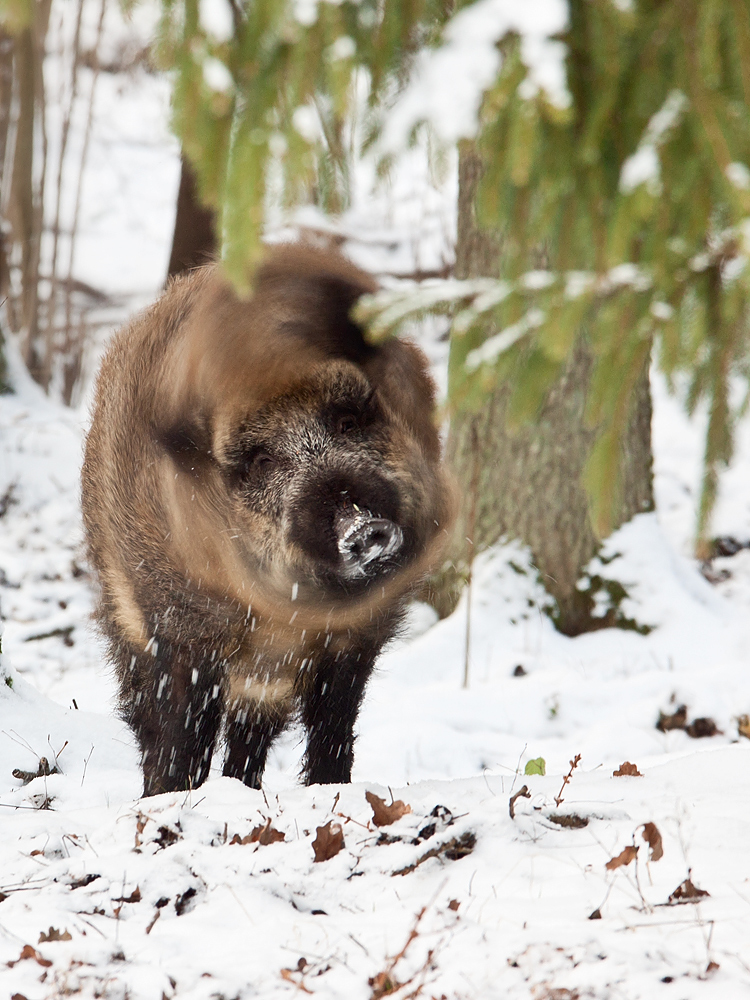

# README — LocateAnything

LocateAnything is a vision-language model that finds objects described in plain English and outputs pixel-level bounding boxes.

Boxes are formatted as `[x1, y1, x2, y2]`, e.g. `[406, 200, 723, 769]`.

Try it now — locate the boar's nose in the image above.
[336, 509, 404, 578]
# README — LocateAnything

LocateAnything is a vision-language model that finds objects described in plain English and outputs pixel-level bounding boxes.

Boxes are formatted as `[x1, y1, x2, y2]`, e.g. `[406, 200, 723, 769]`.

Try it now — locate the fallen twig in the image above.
[509, 785, 530, 820]
[555, 754, 581, 807]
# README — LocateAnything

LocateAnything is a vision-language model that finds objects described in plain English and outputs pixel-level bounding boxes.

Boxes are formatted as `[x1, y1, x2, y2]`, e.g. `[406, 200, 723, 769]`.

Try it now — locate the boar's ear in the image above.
[364, 340, 441, 462]
[255, 244, 377, 364]
[158, 416, 213, 475]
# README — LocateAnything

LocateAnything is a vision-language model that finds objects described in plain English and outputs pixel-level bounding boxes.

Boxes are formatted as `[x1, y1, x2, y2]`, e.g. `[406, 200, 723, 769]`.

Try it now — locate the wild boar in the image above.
[82, 243, 453, 796]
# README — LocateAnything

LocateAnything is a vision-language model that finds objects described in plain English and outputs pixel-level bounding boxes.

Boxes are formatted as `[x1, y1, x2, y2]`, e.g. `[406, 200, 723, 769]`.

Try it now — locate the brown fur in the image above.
[82, 243, 454, 795]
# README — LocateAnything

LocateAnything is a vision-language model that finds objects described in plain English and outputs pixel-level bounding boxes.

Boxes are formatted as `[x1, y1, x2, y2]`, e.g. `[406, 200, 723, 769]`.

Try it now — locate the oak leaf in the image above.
[365, 790, 411, 827]
[249, 819, 285, 845]
[312, 821, 345, 862]
[38, 927, 72, 943]
[613, 761, 642, 776]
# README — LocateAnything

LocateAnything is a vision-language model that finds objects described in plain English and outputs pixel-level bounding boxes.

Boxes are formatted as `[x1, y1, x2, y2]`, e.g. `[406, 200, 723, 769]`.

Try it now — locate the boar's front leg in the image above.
[122, 639, 224, 797]
[222, 664, 294, 788]
[223, 700, 290, 788]
[299, 651, 375, 785]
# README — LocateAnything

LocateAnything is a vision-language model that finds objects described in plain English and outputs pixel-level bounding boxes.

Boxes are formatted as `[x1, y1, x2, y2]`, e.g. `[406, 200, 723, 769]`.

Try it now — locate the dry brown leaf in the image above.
[738, 715, 750, 739]
[112, 887, 141, 903]
[369, 969, 402, 998]
[668, 877, 710, 902]
[312, 821, 345, 862]
[605, 845, 638, 870]
[641, 822, 663, 862]
[365, 790, 411, 827]
[7, 944, 52, 968]
[548, 813, 588, 828]
[38, 927, 72, 943]
[686, 717, 720, 738]
[656, 705, 688, 732]
[231, 819, 285, 846]
[249, 819, 285, 845]
[448, 899, 460, 911]
[135, 812, 149, 848]
[613, 761, 642, 777]
[532, 990, 580, 1000]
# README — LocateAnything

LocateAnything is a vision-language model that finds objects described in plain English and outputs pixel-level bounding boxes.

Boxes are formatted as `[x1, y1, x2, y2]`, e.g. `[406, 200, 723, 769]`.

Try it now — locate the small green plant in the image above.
[524, 757, 546, 777]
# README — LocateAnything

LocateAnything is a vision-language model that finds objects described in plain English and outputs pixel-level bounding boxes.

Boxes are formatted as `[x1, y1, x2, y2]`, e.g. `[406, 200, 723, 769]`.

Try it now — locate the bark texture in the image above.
[433, 145, 654, 635]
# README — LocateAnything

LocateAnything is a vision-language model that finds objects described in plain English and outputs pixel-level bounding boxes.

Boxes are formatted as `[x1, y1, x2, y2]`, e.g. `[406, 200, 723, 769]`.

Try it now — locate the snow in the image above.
[727, 162, 750, 191]
[619, 90, 688, 195]
[199, 0, 235, 43]
[464, 307, 544, 370]
[1, 3, 750, 997]
[380, 0, 569, 151]
[619, 144, 660, 195]
[202, 56, 234, 93]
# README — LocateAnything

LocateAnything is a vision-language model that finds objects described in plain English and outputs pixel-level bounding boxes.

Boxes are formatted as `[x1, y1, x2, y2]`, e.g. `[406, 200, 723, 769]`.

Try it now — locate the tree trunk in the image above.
[167, 156, 217, 280]
[4, 1, 51, 382]
[0, 29, 13, 305]
[433, 144, 654, 635]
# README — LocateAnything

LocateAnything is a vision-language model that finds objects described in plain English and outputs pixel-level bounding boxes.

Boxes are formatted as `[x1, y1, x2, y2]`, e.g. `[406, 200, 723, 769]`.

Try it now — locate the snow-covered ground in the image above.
[2, 352, 750, 998]
[1, 3, 750, 996]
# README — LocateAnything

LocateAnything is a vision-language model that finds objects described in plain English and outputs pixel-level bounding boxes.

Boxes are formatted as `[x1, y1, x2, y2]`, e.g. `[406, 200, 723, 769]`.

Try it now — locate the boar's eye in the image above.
[338, 415, 357, 434]
[243, 448, 275, 478]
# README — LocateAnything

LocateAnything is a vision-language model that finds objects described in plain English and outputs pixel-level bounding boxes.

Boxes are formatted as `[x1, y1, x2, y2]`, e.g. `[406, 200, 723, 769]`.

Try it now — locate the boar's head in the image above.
[220, 362, 418, 598]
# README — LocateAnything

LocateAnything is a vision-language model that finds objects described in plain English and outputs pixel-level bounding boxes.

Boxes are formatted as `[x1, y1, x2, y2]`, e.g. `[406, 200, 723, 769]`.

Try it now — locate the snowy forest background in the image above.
[0, 1, 749, 998]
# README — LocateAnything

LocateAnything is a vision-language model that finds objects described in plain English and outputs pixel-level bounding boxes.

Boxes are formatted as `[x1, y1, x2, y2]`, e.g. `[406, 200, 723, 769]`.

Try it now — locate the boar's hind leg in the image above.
[223, 699, 290, 789]
[122, 640, 224, 797]
[300, 654, 374, 785]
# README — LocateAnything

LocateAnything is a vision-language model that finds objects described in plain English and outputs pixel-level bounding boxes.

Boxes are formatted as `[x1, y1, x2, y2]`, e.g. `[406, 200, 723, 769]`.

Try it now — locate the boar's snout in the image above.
[335, 508, 404, 579]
